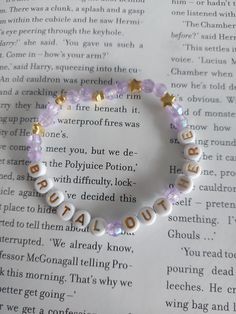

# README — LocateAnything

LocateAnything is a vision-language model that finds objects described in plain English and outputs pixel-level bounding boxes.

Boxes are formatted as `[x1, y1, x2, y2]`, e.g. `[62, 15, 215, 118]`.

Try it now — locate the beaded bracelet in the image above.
[27, 79, 202, 237]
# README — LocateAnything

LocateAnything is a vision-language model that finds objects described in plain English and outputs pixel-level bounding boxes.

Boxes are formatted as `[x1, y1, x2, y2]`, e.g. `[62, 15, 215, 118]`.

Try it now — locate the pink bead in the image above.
[141, 79, 154, 93]
[153, 83, 167, 97]
[27, 150, 42, 162]
[165, 187, 181, 204]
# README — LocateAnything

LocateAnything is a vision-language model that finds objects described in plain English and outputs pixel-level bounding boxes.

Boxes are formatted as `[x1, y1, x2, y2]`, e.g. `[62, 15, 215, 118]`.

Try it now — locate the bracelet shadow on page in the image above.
[26, 79, 203, 237]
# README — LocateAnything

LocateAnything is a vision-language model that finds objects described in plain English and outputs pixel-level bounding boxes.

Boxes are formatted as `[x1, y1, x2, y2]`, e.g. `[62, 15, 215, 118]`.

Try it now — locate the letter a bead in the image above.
[28, 162, 46, 178]
[153, 198, 172, 216]
[72, 210, 91, 228]
[138, 207, 156, 225]
[57, 202, 75, 221]
[46, 190, 65, 207]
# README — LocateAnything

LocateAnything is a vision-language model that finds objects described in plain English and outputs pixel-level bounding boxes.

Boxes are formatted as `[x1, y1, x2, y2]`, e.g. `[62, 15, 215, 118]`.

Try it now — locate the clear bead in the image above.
[106, 221, 123, 237]
[165, 187, 181, 204]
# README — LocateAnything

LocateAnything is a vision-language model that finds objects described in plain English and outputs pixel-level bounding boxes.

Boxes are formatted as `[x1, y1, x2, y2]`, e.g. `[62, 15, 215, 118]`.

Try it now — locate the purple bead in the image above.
[141, 79, 155, 93]
[166, 102, 183, 117]
[153, 83, 167, 97]
[28, 142, 42, 150]
[39, 110, 56, 127]
[67, 89, 80, 105]
[47, 102, 60, 115]
[165, 187, 181, 204]
[27, 134, 42, 146]
[27, 150, 42, 162]
[79, 87, 93, 101]
[106, 221, 123, 237]
[172, 114, 188, 130]
[116, 80, 129, 95]
[103, 85, 117, 100]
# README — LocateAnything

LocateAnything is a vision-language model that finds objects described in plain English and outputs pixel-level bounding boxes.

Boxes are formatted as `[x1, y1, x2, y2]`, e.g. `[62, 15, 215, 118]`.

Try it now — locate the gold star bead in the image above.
[129, 79, 142, 93]
[161, 92, 176, 108]
[55, 94, 66, 105]
[32, 122, 44, 136]
[92, 91, 104, 102]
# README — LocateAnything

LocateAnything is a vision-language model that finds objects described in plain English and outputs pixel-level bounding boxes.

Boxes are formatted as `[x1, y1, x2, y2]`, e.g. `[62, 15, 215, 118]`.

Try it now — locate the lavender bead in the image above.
[166, 102, 183, 116]
[141, 79, 155, 93]
[116, 80, 129, 95]
[79, 87, 93, 101]
[27, 150, 42, 162]
[165, 187, 181, 204]
[153, 83, 167, 97]
[28, 142, 42, 150]
[172, 115, 188, 130]
[39, 110, 56, 127]
[66, 89, 80, 105]
[47, 102, 60, 115]
[106, 221, 123, 237]
[27, 134, 42, 146]
[103, 85, 117, 100]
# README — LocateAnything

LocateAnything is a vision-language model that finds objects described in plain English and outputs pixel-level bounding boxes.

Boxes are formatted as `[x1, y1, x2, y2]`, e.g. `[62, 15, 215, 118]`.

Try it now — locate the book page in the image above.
[0, 0, 235, 313]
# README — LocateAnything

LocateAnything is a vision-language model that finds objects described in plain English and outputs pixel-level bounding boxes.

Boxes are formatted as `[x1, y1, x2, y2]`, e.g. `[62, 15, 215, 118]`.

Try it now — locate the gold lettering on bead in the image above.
[182, 131, 193, 140]
[62, 206, 71, 216]
[157, 200, 167, 210]
[141, 209, 152, 221]
[177, 177, 190, 189]
[30, 164, 39, 174]
[125, 216, 135, 229]
[75, 214, 85, 225]
[187, 163, 199, 174]
[37, 179, 48, 190]
[188, 147, 200, 156]
[93, 220, 100, 231]
[49, 192, 59, 204]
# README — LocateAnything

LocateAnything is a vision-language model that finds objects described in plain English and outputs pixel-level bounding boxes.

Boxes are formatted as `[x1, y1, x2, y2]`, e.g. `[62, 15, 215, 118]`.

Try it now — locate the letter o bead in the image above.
[72, 210, 91, 229]
[138, 207, 156, 225]
[153, 198, 172, 216]
[57, 202, 75, 221]
[89, 218, 106, 236]
[122, 215, 140, 233]
[46, 190, 65, 207]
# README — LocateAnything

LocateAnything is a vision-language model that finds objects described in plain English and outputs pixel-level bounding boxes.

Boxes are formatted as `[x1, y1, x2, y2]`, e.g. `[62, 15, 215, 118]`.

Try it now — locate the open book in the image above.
[0, 1, 235, 313]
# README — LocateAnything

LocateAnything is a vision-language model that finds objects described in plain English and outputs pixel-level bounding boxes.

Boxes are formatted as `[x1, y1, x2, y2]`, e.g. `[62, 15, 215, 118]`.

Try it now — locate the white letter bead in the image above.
[34, 176, 54, 194]
[122, 215, 140, 233]
[153, 198, 172, 216]
[89, 218, 106, 236]
[184, 144, 202, 161]
[46, 190, 64, 207]
[182, 161, 201, 178]
[175, 175, 193, 194]
[177, 128, 195, 145]
[28, 162, 46, 178]
[73, 210, 91, 228]
[57, 202, 75, 221]
[138, 207, 156, 225]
